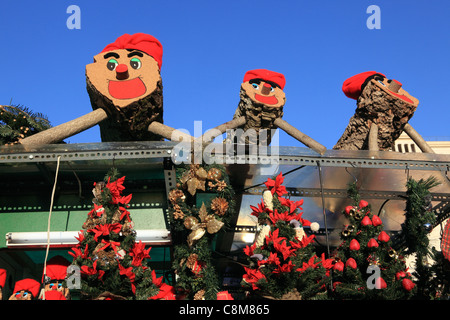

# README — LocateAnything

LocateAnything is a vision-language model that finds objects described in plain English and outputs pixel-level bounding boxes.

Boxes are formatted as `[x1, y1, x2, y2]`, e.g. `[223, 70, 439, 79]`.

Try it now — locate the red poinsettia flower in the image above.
[106, 176, 133, 205]
[87, 223, 122, 241]
[148, 270, 176, 300]
[243, 243, 257, 257]
[130, 241, 151, 267]
[250, 202, 268, 218]
[272, 260, 294, 274]
[68, 243, 89, 259]
[98, 239, 121, 254]
[296, 255, 319, 273]
[118, 263, 136, 293]
[80, 260, 105, 280]
[118, 206, 132, 222]
[279, 197, 303, 214]
[258, 252, 281, 267]
[264, 173, 288, 197]
[74, 231, 85, 244]
[242, 267, 266, 290]
[269, 209, 296, 225]
[273, 237, 296, 260]
[290, 234, 315, 249]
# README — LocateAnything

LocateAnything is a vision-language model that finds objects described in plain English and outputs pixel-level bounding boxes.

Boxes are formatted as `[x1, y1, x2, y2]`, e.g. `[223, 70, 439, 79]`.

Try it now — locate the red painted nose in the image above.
[261, 82, 272, 95]
[116, 64, 129, 80]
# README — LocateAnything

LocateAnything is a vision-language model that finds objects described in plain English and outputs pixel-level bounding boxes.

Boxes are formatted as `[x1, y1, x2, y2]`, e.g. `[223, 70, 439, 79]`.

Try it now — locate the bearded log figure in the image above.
[86, 33, 164, 142]
[0, 269, 6, 300]
[8, 278, 41, 300]
[333, 71, 419, 151]
[228, 69, 286, 146]
[41, 255, 71, 300]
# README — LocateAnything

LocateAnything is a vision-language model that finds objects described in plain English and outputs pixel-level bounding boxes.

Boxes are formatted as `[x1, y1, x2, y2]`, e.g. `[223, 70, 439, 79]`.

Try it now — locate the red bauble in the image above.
[345, 258, 357, 269]
[345, 206, 355, 215]
[361, 216, 372, 226]
[376, 277, 387, 289]
[402, 278, 415, 291]
[358, 200, 369, 209]
[349, 239, 360, 251]
[372, 215, 382, 226]
[333, 261, 345, 272]
[367, 238, 379, 248]
[396, 271, 406, 280]
[377, 231, 390, 242]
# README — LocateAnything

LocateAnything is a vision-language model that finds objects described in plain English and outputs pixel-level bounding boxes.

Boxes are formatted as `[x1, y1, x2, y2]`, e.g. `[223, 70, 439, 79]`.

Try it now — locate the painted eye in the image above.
[58, 283, 63, 289]
[107, 59, 119, 71]
[252, 83, 259, 89]
[130, 58, 142, 70]
[270, 86, 275, 92]
[377, 80, 386, 86]
[23, 292, 28, 297]
[49, 283, 55, 289]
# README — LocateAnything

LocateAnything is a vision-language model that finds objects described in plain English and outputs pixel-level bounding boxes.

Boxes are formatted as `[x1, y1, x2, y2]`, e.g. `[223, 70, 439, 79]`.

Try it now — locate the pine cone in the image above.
[211, 197, 229, 216]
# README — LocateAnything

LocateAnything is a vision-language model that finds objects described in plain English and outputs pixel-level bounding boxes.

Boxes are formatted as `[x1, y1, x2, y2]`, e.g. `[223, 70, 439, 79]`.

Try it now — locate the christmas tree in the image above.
[69, 169, 175, 300]
[168, 163, 236, 300]
[331, 183, 416, 299]
[0, 104, 52, 145]
[241, 172, 332, 300]
[394, 176, 441, 299]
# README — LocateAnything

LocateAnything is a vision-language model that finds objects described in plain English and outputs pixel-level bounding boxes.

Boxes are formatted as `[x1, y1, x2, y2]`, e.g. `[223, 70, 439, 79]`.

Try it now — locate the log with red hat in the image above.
[41, 255, 71, 300]
[334, 71, 433, 153]
[20, 33, 193, 146]
[216, 68, 326, 154]
[0, 268, 6, 300]
[9, 278, 41, 300]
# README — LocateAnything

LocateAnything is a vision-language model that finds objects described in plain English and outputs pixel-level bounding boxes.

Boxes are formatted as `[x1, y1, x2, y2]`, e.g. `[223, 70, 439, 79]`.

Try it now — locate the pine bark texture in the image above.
[86, 78, 164, 142]
[227, 87, 284, 145]
[333, 81, 417, 151]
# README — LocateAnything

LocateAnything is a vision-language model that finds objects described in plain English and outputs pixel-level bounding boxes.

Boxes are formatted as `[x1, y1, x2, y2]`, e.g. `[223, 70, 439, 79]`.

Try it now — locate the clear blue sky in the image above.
[1, 0, 449, 148]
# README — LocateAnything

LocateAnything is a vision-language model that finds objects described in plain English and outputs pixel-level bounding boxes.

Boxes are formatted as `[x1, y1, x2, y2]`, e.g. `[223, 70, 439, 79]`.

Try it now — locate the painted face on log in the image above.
[242, 79, 286, 108]
[86, 49, 160, 108]
[10, 290, 33, 300]
[372, 76, 419, 106]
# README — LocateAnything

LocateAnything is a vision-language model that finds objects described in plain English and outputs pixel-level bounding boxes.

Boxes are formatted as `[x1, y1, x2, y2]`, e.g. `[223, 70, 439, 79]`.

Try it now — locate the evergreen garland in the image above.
[0, 104, 52, 145]
[167, 163, 236, 300]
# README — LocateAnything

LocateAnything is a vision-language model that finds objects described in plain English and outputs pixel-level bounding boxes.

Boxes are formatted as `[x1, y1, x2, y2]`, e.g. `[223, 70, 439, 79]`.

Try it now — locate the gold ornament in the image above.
[181, 165, 207, 196]
[185, 203, 224, 247]
[207, 168, 223, 181]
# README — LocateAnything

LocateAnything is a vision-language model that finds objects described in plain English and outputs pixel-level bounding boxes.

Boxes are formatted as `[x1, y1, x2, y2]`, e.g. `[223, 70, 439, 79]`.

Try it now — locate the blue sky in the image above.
[1, 0, 449, 148]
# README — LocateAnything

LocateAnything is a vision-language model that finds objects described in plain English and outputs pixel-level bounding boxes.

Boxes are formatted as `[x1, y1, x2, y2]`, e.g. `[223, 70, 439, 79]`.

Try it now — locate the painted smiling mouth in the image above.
[108, 77, 147, 99]
[254, 93, 279, 105]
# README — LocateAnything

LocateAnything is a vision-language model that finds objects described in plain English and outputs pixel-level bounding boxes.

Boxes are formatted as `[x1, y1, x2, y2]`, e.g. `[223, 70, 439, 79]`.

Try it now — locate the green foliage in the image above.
[0, 104, 52, 144]
[331, 182, 416, 300]
[168, 163, 236, 300]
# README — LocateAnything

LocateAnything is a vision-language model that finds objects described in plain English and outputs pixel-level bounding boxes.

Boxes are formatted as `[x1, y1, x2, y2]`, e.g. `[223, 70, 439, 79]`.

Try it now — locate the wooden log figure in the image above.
[8, 278, 41, 300]
[0, 269, 6, 300]
[228, 69, 286, 146]
[86, 33, 164, 142]
[333, 71, 432, 152]
[41, 255, 71, 300]
[20, 33, 191, 146]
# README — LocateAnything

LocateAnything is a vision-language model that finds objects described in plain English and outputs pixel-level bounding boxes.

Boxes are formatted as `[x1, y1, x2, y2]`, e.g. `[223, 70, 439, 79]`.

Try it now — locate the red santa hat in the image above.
[101, 33, 163, 70]
[0, 269, 6, 288]
[13, 279, 41, 298]
[45, 255, 71, 281]
[342, 71, 386, 100]
[243, 69, 286, 90]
